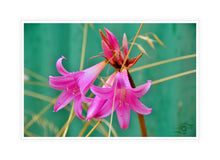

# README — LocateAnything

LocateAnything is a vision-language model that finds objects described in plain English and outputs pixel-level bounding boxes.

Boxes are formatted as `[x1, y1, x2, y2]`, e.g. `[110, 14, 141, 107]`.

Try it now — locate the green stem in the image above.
[130, 54, 196, 73]
[127, 71, 148, 137]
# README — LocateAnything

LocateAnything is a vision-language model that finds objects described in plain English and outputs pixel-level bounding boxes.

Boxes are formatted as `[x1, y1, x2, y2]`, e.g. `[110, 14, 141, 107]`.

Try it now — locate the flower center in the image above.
[117, 89, 130, 108]
[67, 86, 80, 97]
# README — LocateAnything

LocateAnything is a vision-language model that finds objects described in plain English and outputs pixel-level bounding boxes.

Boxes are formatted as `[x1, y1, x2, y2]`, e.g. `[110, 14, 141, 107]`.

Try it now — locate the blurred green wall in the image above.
[24, 23, 196, 137]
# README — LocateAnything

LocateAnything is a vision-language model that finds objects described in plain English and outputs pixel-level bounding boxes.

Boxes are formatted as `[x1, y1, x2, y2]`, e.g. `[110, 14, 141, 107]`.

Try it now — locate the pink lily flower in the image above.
[100, 28, 143, 69]
[86, 71, 117, 121]
[90, 69, 152, 129]
[49, 56, 107, 119]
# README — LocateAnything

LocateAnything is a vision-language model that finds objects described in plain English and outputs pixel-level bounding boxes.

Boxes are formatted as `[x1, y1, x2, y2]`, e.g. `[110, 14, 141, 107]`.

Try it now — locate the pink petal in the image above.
[94, 99, 116, 119]
[122, 33, 128, 55]
[87, 72, 117, 120]
[101, 40, 115, 65]
[104, 71, 117, 88]
[131, 80, 151, 98]
[90, 85, 113, 99]
[104, 28, 120, 51]
[116, 104, 131, 129]
[102, 40, 112, 59]
[112, 71, 130, 89]
[49, 73, 81, 90]
[56, 56, 70, 75]
[81, 96, 93, 103]
[54, 90, 75, 112]
[86, 97, 106, 120]
[129, 97, 152, 115]
[78, 61, 107, 95]
[127, 53, 143, 68]
[74, 98, 85, 120]
[121, 69, 132, 88]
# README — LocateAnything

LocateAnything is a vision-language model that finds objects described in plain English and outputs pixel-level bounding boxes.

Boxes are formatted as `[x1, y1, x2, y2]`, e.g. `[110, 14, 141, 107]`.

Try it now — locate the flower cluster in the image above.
[49, 28, 152, 129]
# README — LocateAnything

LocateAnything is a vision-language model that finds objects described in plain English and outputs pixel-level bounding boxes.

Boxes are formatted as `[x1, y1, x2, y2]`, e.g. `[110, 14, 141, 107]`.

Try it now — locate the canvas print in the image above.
[23, 23, 196, 137]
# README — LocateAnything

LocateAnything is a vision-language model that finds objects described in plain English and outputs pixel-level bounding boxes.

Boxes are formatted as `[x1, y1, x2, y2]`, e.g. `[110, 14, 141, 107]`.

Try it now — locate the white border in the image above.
[22, 20, 198, 140]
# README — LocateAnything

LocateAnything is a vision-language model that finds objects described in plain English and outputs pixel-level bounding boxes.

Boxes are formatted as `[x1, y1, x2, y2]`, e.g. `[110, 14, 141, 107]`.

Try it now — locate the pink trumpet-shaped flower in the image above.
[100, 28, 143, 69]
[86, 72, 117, 121]
[90, 69, 152, 129]
[49, 56, 107, 119]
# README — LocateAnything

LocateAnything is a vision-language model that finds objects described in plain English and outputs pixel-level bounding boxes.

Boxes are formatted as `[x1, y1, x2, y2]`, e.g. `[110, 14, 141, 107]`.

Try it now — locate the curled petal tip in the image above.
[56, 56, 70, 75]
[61, 56, 66, 59]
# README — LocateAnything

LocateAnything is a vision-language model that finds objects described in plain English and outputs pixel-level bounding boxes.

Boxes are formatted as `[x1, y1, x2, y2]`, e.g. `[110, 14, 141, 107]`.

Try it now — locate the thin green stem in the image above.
[130, 54, 196, 73]
[102, 119, 118, 137]
[78, 121, 92, 137]
[108, 75, 118, 137]
[85, 119, 102, 137]
[151, 69, 196, 86]
[62, 103, 75, 137]
[24, 90, 54, 102]
[80, 23, 88, 71]
[24, 81, 50, 87]
[56, 113, 76, 137]
[24, 68, 48, 82]
[24, 98, 57, 132]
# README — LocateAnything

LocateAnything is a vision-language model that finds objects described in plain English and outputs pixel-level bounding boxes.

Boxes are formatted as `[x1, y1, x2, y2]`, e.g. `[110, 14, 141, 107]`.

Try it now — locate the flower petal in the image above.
[127, 53, 143, 68]
[56, 56, 70, 75]
[102, 40, 112, 59]
[104, 28, 120, 51]
[104, 71, 117, 88]
[54, 90, 74, 112]
[116, 104, 131, 129]
[94, 99, 117, 119]
[129, 98, 152, 115]
[102, 40, 115, 65]
[49, 73, 81, 90]
[86, 97, 106, 120]
[121, 69, 132, 88]
[122, 33, 128, 55]
[81, 96, 93, 103]
[112, 71, 130, 89]
[90, 85, 113, 99]
[78, 61, 107, 95]
[87, 72, 117, 120]
[131, 80, 151, 98]
[74, 98, 85, 119]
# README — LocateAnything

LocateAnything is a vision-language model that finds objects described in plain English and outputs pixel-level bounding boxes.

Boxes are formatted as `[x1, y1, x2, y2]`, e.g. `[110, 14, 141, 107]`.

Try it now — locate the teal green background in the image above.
[24, 23, 196, 137]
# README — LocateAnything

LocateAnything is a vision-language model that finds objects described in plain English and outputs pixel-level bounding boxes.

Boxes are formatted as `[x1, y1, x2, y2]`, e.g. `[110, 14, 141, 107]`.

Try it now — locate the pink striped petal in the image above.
[87, 72, 117, 120]
[81, 96, 93, 103]
[74, 98, 85, 120]
[131, 80, 151, 98]
[90, 85, 113, 99]
[122, 33, 128, 55]
[112, 70, 130, 89]
[93, 99, 116, 119]
[49, 73, 81, 90]
[116, 104, 130, 129]
[102, 40, 112, 59]
[54, 90, 75, 112]
[86, 97, 106, 120]
[121, 69, 132, 88]
[104, 28, 120, 51]
[78, 61, 107, 95]
[56, 56, 70, 75]
[129, 98, 152, 115]
[101, 40, 115, 65]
